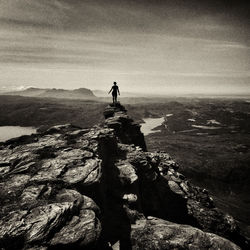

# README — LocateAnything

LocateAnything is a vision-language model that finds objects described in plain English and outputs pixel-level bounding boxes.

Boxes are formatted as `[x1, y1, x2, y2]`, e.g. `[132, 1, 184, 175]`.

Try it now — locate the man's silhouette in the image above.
[108, 82, 120, 104]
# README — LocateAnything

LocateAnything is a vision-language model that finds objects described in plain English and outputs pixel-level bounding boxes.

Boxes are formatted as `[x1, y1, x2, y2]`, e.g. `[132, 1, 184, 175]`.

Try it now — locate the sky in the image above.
[0, 0, 249, 95]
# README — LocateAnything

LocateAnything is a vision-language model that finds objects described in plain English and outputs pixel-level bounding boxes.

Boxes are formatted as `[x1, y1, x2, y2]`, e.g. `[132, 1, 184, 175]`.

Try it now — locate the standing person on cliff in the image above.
[108, 81, 120, 104]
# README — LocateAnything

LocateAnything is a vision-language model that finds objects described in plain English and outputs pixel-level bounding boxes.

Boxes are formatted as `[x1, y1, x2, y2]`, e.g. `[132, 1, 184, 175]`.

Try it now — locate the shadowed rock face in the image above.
[0, 104, 248, 249]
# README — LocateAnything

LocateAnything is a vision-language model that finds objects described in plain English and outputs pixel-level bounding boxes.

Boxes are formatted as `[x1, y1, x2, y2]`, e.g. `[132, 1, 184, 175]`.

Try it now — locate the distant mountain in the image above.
[3, 87, 96, 100]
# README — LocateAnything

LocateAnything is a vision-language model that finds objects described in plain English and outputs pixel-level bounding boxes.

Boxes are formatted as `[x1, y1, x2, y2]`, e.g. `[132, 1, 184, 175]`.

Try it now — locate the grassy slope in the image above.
[0, 95, 107, 130]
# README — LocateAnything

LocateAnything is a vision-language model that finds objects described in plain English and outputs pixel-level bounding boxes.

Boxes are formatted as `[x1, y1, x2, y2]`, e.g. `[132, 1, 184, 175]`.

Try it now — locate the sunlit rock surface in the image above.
[131, 217, 240, 250]
[0, 103, 248, 249]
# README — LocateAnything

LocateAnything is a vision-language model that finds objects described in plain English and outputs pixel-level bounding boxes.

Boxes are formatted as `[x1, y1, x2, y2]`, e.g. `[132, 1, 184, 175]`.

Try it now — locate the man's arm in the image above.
[108, 87, 112, 94]
[118, 87, 120, 95]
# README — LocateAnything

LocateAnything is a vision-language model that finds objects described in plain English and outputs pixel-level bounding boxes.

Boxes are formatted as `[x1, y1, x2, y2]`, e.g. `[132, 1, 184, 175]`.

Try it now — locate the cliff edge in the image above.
[0, 103, 248, 249]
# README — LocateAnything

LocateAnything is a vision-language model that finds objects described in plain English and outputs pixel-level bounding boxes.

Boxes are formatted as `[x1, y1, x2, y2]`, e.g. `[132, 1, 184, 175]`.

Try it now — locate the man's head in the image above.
[113, 82, 117, 85]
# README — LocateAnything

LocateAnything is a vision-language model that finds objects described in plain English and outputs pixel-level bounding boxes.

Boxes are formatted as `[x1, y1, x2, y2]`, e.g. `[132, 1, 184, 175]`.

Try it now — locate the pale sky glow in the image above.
[0, 0, 249, 95]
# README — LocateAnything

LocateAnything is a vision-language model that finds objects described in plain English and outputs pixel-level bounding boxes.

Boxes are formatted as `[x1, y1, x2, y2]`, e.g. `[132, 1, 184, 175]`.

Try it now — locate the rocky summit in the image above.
[0, 103, 248, 250]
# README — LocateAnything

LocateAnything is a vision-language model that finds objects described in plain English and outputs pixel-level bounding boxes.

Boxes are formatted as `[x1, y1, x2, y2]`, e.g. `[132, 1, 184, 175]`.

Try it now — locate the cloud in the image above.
[206, 42, 250, 50]
[0, 84, 34, 92]
[0, 0, 249, 94]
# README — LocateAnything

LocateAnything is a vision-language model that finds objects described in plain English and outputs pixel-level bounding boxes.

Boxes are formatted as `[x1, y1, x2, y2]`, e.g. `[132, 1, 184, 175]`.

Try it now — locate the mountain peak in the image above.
[0, 104, 248, 249]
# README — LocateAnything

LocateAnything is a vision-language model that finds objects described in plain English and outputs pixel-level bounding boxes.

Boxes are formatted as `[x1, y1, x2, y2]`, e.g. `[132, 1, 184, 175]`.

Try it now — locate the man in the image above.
[108, 82, 120, 104]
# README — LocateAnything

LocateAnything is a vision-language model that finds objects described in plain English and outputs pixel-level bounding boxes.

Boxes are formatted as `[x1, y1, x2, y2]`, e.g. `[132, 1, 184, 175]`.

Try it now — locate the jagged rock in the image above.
[21, 185, 45, 206]
[51, 189, 101, 247]
[0, 165, 10, 175]
[0, 203, 74, 249]
[116, 161, 138, 185]
[62, 158, 101, 185]
[168, 180, 186, 195]
[9, 161, 36, 175]
[56, 189, 84, 206]
[0, 189, 101, 249]
[50, 209, 101, 248]
[131, 217, 240, 250]
[123, 194, 138, 204]
[25, 203, 74, 243]
[104, 104, 147, 151]
[103, 102, 127, 119]
[186, 199, 239, 237]
[43, 124, 81, 135]
[0, 103, 248, 250]
[26, 246, 47, 250]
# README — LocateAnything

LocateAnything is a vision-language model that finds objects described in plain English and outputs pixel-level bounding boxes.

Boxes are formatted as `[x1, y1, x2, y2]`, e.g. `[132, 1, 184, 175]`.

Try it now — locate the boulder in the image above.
[131, 217, 240, 250]
[50, 209, 101, 248]
[0, 203, 74, 249]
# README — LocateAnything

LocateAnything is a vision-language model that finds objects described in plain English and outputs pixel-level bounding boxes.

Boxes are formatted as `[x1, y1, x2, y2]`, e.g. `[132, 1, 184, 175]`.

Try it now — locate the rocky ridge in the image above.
[0, 103, 248, 249]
